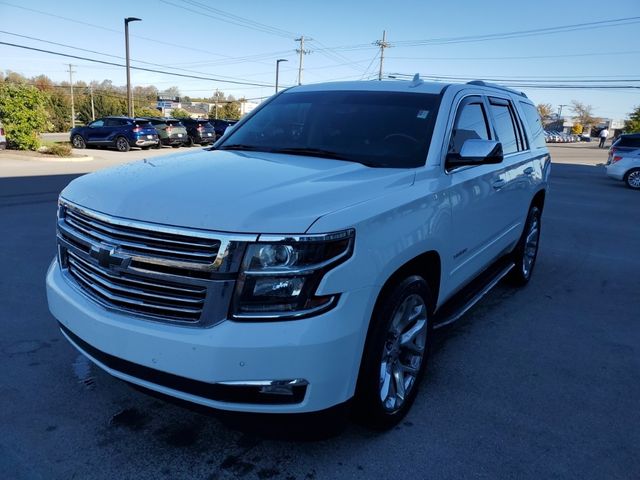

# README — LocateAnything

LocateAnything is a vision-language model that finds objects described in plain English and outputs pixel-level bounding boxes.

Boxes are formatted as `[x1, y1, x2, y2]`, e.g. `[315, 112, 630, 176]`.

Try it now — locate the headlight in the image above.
[231, 229, 355, 320]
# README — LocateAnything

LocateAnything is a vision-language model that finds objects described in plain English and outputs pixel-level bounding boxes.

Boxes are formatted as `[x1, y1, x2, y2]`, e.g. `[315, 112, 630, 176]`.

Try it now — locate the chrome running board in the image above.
[433, 261, 515, 329]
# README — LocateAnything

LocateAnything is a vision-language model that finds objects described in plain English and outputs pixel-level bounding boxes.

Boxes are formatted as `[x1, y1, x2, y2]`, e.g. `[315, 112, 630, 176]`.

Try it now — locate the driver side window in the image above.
[89, 120, 104, 128]
[448, 99, 490, 155]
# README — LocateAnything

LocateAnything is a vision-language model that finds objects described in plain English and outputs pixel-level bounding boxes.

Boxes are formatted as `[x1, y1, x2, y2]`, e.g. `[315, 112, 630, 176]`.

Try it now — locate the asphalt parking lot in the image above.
[1, 144, 638, 480]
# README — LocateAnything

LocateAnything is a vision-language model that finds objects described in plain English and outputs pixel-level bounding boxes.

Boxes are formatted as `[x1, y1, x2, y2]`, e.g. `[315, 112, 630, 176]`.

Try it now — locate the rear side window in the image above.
[488, 98, 523, 155]
[449, 98, 490, 155]
[519, 102, 546, 149]
[104, 118, 127, 127]
[616, 136, 640, 148]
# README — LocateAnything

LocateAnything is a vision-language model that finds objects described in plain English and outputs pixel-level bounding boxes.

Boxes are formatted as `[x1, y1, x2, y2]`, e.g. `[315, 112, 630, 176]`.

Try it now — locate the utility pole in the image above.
[89, 84, 95, 121]
[295, 36, 311, 85]
[558, 104, 569, 118]
[124, 17, 142, 117]
[374, 30, 390, 81]
[67, 64, 76, 128]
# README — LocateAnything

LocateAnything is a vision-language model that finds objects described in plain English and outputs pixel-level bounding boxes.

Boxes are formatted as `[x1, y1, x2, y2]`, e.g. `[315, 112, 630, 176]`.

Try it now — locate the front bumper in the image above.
[46, 259, 373, 413]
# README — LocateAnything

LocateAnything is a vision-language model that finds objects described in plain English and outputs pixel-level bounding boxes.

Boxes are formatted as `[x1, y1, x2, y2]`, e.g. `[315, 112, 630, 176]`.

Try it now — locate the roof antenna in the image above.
[409, 73, 423, 88]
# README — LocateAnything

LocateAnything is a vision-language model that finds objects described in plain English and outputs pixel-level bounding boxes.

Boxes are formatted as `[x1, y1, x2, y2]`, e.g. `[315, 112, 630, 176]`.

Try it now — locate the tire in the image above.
[185, 136, 194, 147]
[354, 275, 433, 430]
[507, 205, 541, 286]
[624, 168, 640, 190]
[71, 135, 86, 149]
[115, 136, 130, 152]
[153, 142, 161, 149]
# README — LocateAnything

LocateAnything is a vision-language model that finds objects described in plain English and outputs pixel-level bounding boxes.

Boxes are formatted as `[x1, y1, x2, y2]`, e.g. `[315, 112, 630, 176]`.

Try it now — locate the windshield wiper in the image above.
[269, 147, 349, 160]
[217, 144, 265, 151]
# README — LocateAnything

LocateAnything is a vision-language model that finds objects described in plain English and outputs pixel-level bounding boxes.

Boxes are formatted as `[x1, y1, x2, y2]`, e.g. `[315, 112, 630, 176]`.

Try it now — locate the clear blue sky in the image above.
[1, 0, 639, 119]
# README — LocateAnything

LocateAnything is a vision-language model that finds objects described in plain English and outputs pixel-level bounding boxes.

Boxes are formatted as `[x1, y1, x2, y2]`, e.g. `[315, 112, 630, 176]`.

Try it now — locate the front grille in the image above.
[67, 251, 206, 321]
[63, 205, 221, 270]
[56, 201, 245, 325]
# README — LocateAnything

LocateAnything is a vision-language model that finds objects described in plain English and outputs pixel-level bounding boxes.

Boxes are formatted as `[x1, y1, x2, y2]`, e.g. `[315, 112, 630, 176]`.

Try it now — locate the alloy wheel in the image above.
[627, 170, 640, 189]
[379, 294, 428, 413]
[522, 215, 540, 278]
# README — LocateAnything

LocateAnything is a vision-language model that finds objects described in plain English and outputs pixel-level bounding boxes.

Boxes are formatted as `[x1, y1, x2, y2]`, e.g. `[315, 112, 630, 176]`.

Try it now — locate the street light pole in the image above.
[275, 59, 288, 94]
[124, 17, 141, 118]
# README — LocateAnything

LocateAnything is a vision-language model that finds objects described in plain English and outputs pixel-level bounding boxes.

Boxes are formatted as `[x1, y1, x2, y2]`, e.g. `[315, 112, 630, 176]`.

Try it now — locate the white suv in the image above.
[46, 78, 550, 429]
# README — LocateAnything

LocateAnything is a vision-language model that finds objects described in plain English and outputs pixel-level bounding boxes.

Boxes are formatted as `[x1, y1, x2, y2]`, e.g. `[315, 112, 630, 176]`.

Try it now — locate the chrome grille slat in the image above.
[64, 215, 217, 261]
[65, 209, 219, 250]
[67, 251, 205, 295]
[68, 255, 205, 306]
[69, 266, 202, 318]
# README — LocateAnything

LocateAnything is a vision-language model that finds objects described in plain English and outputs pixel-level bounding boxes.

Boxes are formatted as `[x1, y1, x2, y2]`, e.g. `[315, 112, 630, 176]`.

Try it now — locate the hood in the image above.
[61, 149, 414, 233]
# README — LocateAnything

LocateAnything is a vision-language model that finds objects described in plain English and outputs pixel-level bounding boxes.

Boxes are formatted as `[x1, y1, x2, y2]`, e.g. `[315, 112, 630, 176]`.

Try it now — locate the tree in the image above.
[47, 89, 72, 132]
[623, 105, 640, 133]
[135, 106, 162, 117]
[536, 103, 553, 123]
[77, 91, 126, 124]
[570, 100, 599, 128]
[0, 83, 49, 149]
[160, 86, 181, 99]
[32, 74, 55, 92]
[170, 108, 191, 119]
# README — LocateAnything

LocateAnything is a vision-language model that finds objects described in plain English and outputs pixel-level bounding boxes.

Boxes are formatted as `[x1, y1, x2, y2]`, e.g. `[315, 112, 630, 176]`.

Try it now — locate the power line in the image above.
[388, 50, 640, 61]
[164, 0, 298, 39]
[388, 72, 640, 83]
[0, 41, 275, 88]
[0, 30, 280, 85]
[0, 0, 277, 66]
[314, 16, 640, 53]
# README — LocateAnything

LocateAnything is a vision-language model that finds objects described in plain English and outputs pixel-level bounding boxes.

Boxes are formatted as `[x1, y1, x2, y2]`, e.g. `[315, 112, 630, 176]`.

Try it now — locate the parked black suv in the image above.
[209, 119, 238, 140]
[70, 117, 158, 152]
[179, 118, 216, 146]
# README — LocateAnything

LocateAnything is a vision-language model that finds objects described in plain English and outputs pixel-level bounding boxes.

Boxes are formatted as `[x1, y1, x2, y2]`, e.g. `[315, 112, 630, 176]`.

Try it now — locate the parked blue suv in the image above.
[70, 117, 159, 152]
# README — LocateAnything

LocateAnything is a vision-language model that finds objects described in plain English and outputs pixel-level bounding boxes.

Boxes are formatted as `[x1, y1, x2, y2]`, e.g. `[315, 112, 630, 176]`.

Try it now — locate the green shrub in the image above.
[135, 106, 162, 117]
[170, 108, 191, 119]
[42, 142, 73, 157]
[0, 83, 49, 150]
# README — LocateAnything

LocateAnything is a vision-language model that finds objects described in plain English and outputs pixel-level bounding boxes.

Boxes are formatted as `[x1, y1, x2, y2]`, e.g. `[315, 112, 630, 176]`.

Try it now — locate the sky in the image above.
[1, 0, 639, 119]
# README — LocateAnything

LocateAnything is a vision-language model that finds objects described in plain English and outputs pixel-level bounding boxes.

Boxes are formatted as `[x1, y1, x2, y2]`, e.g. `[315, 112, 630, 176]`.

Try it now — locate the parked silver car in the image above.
[0, 120, 6, 150]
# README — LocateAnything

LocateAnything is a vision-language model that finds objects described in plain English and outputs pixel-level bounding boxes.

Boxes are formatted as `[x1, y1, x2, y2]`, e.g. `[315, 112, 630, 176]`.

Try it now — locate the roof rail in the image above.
[466, 80, 528, 98]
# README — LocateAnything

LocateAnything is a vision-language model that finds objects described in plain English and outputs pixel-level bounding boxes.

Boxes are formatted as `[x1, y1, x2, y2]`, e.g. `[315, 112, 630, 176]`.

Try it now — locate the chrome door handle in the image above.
[524, 167, 534, 175]
[492, 179, 506, 190]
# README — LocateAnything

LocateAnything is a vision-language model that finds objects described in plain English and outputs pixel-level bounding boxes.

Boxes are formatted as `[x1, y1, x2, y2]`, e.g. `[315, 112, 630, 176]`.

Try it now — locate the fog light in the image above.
[258, 379, 309, 396]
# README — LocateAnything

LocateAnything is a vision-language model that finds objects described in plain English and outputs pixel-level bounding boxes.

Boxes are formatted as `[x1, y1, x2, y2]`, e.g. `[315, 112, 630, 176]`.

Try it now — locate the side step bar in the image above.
[432, 260, 515, 329]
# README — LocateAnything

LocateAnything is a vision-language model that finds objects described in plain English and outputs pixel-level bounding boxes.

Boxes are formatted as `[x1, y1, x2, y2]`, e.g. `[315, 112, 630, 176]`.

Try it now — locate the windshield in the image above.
[218, 90, 441, 168]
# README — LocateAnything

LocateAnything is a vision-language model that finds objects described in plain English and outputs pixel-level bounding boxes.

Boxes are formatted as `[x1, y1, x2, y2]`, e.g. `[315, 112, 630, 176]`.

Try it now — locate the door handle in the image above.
[492, 179, 506, 190]
[524, 167, 534, 175]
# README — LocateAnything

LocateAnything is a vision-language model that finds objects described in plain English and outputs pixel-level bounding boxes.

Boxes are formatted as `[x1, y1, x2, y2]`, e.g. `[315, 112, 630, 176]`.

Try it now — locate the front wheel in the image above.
[115, 136, 130, 152]
[624, 168, 640, 190]
[185, 136, 194, 147]
[507, 205, 541, 286]
[71, 135, 86, 149]
[354, 275, 433, 430]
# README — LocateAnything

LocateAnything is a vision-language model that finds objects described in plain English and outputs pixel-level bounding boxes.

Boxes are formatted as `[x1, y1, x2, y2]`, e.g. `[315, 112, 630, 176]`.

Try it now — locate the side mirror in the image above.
[447, 139, 503, 167]
[222, 124, 236, 137]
